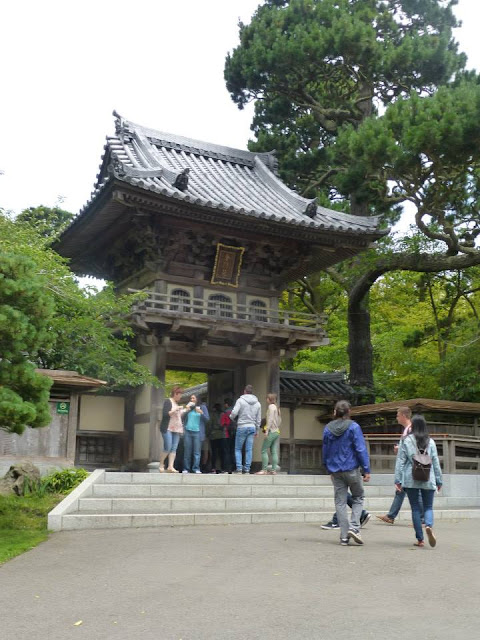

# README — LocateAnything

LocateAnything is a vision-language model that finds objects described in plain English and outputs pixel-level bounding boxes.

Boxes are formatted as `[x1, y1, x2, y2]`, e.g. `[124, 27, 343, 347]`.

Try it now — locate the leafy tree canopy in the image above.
[293, 268, 480, 401]
[0, 211, 158, 398]
[15, 205, 74, 241]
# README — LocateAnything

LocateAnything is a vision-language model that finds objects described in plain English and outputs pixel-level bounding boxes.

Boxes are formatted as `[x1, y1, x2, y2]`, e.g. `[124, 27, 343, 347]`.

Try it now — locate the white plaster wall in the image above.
[133, 423, 150, 460]
[78, 396, 125, 432]
[293, 407, 323, 440]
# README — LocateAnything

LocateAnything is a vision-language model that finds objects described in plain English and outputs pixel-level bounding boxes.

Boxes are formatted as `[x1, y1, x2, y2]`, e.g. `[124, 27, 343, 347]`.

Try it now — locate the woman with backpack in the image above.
[255, 392, 281, 475]
[394, 414, 443, 548]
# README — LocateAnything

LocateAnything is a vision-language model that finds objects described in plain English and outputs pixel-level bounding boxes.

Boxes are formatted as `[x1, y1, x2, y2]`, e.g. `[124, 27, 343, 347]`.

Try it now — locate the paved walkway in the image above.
[0, 519, 477, 640]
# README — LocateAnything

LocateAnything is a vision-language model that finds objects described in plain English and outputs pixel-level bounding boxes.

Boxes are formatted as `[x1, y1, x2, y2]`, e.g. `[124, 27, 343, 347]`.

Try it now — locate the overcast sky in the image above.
[1, 0, 479, 217]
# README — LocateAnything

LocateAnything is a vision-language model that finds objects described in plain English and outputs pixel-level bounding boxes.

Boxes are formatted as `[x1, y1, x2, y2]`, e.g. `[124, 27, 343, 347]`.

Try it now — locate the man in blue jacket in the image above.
[322, 400, 371, 546]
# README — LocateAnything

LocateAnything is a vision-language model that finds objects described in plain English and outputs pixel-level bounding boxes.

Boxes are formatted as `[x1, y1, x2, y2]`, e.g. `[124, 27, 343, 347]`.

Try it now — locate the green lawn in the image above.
[0, 494, 62, 564]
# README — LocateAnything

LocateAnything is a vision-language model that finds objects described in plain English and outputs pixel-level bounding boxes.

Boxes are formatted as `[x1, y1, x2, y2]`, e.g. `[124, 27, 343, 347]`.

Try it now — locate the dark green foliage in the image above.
[334, 82, 480, 231]
[225, 0, 464, 200]
[0, 252, 54, 433]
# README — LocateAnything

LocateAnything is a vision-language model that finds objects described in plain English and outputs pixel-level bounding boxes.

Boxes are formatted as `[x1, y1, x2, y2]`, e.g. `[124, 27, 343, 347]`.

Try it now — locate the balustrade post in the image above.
[448, 438, 456, 474]
[442, 440, 451, 474]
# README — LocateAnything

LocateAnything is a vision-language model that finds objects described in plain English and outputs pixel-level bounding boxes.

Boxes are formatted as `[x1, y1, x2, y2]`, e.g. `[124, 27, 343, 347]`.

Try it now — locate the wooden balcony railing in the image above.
[129, 289, 325, 330]
[364, 434, 480, 474]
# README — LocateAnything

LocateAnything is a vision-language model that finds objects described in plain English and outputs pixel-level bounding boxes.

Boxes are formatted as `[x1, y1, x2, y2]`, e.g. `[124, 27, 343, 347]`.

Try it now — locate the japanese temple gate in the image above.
[56, 112, 385, 468]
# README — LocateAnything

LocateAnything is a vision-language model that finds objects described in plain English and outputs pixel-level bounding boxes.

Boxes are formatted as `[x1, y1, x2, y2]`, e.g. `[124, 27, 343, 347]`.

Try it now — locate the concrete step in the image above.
[48, 470, 480, 531]
[77, 495, 480, 514]
[59, 508, 480, 530]
[92, 483, 397, 498]
[103, 472, 336, 485]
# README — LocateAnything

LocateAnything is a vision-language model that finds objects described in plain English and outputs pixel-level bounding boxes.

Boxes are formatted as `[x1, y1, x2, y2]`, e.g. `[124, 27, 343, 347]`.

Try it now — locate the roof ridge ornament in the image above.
[173, 168, 190, 192]
[304, 199, 318, 218]
[256, 150, 278, 173]
[122, 127, 191, 189]
[113, 109, 132, 136]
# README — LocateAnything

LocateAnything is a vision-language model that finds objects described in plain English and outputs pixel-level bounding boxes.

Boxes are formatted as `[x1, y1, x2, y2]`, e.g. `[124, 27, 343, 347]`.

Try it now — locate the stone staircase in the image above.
[48, 470, 480, 531]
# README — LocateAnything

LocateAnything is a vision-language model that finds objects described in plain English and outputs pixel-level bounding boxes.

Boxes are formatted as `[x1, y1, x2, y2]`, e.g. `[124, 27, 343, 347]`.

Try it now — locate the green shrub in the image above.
[41, 468, 89, 494]
[23, 468, 89, 497]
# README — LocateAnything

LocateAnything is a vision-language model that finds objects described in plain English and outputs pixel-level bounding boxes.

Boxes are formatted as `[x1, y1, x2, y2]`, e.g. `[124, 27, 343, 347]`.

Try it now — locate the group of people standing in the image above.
[322, 401, 443, 548]
[159, 384, 281, 475]
[160, 388, 443, 549]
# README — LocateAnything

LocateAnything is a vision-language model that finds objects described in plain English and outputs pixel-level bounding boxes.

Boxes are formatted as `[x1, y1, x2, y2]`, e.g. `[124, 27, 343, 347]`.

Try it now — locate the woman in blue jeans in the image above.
[394, 414, 443, 547]
[183, 394, 206, 474]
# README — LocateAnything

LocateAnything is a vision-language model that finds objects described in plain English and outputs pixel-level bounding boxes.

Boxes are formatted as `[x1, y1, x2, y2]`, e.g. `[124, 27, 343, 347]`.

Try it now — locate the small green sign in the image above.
[56, 402, 70, 415]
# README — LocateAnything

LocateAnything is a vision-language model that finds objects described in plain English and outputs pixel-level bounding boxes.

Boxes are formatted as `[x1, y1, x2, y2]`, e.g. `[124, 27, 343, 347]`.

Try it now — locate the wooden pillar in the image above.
[66, 391, 79, 462]
[124, 392, 136, 464]
[148, 343, 166, 463]
[267, 356, 280, 399]
[474, 416, 479, 438]
[233, 365, 246, 399]
[288, 406, 296, 474]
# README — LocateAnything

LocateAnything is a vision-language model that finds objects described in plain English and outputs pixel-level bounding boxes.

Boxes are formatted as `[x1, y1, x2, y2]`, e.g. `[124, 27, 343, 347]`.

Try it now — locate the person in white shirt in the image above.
[255, 393, 281, 475]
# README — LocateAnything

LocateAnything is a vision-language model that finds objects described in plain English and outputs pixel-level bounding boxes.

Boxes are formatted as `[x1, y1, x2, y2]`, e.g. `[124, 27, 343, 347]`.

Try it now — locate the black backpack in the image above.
[412, 439, 432, 482]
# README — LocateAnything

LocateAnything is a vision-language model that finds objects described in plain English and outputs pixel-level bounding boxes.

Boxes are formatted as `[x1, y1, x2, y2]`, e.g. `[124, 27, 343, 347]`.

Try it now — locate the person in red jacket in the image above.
[220, 398, 235, 473]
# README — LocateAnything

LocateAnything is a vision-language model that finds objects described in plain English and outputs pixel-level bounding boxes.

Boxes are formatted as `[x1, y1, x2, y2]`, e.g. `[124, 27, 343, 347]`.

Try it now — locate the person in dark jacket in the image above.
[322, 400, 371, 546]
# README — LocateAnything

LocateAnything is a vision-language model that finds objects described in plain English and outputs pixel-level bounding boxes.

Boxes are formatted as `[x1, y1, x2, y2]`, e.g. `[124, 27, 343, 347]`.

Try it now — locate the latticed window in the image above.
[207, 294, 233, 318]
[249, 299, 267, 322]
[170, 288, 191, 312]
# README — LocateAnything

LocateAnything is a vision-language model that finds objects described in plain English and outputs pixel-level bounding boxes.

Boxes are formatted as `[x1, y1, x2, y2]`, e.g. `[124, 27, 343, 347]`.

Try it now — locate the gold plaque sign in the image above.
[211, 243, 245, 288]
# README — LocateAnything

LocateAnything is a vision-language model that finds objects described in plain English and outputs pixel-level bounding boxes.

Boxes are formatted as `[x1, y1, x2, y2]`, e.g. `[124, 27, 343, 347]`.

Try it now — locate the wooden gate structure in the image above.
[55, 112, 385, 468]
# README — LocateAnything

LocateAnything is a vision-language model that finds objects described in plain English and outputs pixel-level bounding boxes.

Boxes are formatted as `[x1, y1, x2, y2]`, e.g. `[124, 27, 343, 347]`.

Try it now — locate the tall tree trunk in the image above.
[347, 291, 375, 404]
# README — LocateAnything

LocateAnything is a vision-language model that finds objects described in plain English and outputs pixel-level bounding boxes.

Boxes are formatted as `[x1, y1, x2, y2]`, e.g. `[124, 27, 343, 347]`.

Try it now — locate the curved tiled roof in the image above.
[279, 371, 353, 398]
[180, 371, 352, 403]
[78, 112, 384, 237]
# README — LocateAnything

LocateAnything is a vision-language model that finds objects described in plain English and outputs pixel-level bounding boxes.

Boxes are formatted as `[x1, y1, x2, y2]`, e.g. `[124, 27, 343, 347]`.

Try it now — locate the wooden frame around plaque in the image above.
[211, 243, 245, 288]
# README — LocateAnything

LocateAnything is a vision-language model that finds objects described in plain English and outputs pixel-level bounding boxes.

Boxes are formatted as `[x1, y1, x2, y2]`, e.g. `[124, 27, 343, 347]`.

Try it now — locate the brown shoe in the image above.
[376, 515, 394, 524]
[255, 470, 268, 475]
[425, 526, 437, 548]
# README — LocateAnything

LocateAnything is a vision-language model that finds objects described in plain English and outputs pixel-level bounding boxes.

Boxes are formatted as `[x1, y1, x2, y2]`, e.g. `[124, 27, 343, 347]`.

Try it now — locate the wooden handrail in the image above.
[128, 288, 325, 329]
[365, 433, 449, 438]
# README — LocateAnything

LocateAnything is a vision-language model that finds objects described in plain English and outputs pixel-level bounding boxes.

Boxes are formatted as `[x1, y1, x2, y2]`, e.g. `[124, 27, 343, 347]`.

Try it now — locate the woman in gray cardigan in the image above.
[394, 414, 443, 548]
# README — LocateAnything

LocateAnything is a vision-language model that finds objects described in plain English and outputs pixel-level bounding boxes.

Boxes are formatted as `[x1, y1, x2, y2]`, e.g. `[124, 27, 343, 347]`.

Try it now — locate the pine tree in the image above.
[0, 253, 53, 433]
[225, 0, 473, 397]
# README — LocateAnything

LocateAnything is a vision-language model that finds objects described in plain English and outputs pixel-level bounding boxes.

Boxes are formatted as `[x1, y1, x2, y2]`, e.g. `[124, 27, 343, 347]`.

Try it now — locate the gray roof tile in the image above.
[181, 371, 353, 403]
[80, 112, 384, 237]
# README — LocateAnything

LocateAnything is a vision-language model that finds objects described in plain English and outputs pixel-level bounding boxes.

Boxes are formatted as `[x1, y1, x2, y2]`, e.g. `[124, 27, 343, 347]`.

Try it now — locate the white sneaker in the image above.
[182, 470, 189, 474]
[194, 470, 202, 474]
[347, 528, 363, 545]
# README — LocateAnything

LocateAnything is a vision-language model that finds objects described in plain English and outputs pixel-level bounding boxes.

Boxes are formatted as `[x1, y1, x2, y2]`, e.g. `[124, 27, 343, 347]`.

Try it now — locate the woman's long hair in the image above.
[267, 393, 280, 416]
[411, 414, 429, 451]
